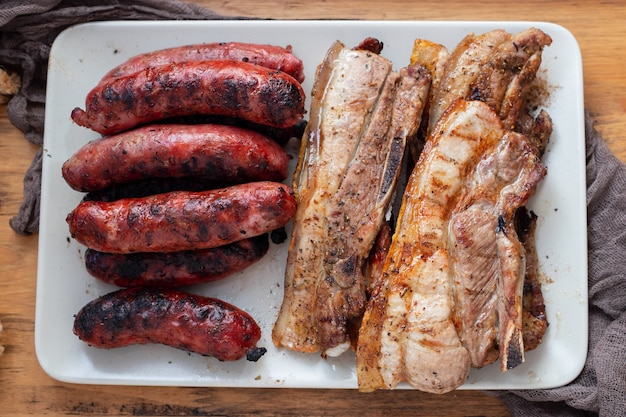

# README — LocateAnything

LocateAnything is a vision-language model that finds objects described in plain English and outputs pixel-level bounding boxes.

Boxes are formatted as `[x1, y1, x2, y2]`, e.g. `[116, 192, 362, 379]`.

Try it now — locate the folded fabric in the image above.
[1, 2, 624, 415]
[496, 114, 626, 417]
[0, 0, 225, 234]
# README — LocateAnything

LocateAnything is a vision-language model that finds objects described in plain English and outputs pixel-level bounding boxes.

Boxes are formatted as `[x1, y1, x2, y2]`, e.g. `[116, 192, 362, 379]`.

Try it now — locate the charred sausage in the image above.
[62, 123, 290, 192]
[84, 234, 270, 287]
[71, 60, 306, 135]
[101, 41, 305, 84]
[81, 177, 221, 202]
[73, 287, 266, 361]
[66, 181, 296, 253]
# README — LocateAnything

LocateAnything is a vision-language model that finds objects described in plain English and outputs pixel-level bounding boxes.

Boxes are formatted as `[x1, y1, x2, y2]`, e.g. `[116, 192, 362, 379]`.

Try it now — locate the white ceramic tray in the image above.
[36, 20, 587, 389]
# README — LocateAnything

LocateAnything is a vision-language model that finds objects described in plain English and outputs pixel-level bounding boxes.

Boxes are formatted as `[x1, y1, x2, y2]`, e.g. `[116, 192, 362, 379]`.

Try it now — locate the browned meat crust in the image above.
[73, 287, 265, 361]
[67, 182, 296, 253]
[84, 234, 269, 287]
[71, 60, 306, 135]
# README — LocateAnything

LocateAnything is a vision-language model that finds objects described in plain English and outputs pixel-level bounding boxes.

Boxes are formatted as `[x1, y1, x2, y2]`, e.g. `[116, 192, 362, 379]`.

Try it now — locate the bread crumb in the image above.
[0, 67, 21, 104]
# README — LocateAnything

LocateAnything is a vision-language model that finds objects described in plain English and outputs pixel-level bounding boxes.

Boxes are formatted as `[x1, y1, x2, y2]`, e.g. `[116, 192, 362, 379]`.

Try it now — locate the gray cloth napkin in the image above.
[496, 115, 626, 417]
[0, 0, 227, 234]
[1, 2, 624, 416]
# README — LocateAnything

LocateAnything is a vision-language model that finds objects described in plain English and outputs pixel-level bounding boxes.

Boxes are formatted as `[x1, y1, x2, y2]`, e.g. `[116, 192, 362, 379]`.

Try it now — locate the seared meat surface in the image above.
[357, 98, 548, 392]
[427, 27, 552, 137]
[272, 39, 431, 357]
[450, 131, 547, 370]
[355, 27, 552, 393]
[358, 100, 501, 393]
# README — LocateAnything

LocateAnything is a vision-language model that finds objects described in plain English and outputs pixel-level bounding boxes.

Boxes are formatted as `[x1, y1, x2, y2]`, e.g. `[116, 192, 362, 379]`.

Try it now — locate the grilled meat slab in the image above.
[272, 40, 431, 357]
[357, 99, 502, 393]
[516, 208, 549, 351]
[356, 98, 547, 393]
[427, 28, 552, 137]
[449, 131, 547, 369]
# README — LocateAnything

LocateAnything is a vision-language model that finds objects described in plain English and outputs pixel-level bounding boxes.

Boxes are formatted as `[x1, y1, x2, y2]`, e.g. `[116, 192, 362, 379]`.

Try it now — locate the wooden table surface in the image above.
[1, 1, 624, 416]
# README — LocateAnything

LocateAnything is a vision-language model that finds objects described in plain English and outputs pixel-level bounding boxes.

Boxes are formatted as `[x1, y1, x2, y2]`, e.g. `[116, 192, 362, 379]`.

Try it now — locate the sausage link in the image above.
[82, 177, 221, 203]
[71, 60, 306, 135]
[84, 234, 269, 287]
[62, 123, 290, 192]
[101, 42, 305, 84]
[160, 114, 308, 147]
[73, 287, 266, 361]
[66, 181, 296, 253]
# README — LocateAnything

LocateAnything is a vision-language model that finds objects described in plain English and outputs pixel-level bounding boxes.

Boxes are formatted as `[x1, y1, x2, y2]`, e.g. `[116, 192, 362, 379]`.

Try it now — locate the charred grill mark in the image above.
[150, 204, 161, 216]
[219, 77, 247, 111]
[155, 70, 182, 91]
[342, 256, 357, 276]
[101, 85, 119, 104]
[127, 205, 141, 227]
[197, 221, 209, 242]
[121, 85, 136, 111]
[468, 85, 486, 102]
[183, 77, 202, 98]
[260, 75, 304, 126]
[179, 156, 198, 176]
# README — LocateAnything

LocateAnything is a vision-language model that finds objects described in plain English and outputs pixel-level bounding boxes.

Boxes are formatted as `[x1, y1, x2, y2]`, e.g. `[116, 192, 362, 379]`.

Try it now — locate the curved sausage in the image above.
[62, 123, 290, 192]
[101, 42, 305, 84]
[71, 60, 306, 135]
[84, 234, 270, 287]
[66, 181, 296, 253]
[73, 287, 266, 361]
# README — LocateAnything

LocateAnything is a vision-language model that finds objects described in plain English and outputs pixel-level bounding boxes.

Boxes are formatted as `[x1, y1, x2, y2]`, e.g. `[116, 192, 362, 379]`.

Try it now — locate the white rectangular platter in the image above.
[36, 20, 587, 389]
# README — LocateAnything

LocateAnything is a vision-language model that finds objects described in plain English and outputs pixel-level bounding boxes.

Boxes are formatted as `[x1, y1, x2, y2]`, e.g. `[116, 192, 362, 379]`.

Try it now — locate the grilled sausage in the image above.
[67, 181, 296, 253]
[84, 234, 270, 287]
[159, 114, 308, 147]
[82, 177, 221, 202]
[101, 41, 305, 84]
[73, 287, 266, 361]
[71, 60, 306, 135]
[62, 123, 290, 192]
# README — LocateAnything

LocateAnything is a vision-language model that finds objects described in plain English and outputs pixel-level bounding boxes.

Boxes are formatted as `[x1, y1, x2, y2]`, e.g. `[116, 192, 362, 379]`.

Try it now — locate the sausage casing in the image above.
[84, 234, 270, 287]
[71, 60, 306, 135]
[73, 287, 265, 361]
[82, 177, 220, 202]
[67, 181, 296, 253]
[101, 41, 305, 83]
[62, 123, 290, 192]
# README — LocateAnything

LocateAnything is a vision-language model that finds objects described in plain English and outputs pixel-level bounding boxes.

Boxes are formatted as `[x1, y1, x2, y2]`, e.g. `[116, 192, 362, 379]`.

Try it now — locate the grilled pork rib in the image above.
[516, 208, 549, 351]
[449, 131, 547, 369]
[356, 98, 548, 393]
[358, 100, 501, 393]
[272, 39, 431, 357]
[426, 28, 552, 137]
[355, 28, 552, 393]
